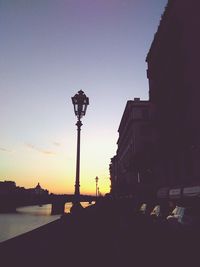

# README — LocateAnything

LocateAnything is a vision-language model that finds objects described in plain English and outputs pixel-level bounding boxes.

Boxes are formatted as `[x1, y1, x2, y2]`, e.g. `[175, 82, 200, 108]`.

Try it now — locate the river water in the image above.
[0, 202, 93, 243]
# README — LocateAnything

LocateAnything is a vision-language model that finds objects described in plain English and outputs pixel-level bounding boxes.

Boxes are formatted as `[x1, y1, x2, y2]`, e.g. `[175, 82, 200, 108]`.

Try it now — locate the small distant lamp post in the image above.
[97, 187, 100, 197]
[95, 176, 99, 198]
[71, 90, 89, 213]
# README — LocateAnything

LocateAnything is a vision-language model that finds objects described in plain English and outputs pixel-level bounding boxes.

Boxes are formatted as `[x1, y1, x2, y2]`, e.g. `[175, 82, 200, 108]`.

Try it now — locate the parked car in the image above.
[150, 205, 161, 217]
[139, 203, 147, 214]
[150, 205, 167, 225]
[167, 206, 200, 228]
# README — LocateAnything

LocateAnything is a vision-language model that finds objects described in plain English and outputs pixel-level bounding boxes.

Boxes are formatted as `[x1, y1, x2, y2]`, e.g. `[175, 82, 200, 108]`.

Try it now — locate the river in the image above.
[0, 202, 93, 243]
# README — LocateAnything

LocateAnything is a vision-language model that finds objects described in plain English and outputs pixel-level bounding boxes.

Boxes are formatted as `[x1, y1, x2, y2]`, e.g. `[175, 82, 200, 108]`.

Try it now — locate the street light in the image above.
[71, 90, 89, 214]
[95, 176, 99, 198]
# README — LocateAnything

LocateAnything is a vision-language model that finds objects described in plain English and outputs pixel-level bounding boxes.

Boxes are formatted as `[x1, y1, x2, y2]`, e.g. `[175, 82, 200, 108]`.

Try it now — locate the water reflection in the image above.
[0, 202, 94, 243]
[17, 204, 53, 216]
[64, 201, 94, 213]
[0, 204, 59, 243]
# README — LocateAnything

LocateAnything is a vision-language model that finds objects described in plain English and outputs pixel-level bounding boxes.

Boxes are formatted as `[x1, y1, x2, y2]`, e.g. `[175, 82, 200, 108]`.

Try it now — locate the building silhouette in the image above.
[146, 0, 200, 187]
[110, 0, 200, 198]
[0, 181, 16, 195]
[110, 98, 156, 197]
[0, 180, 49, 212]
[27, 182, 49, 196]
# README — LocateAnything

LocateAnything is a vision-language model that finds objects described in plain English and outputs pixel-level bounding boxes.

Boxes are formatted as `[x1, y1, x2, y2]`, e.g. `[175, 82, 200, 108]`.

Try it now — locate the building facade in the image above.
[109, 156, 118, 197]
[146, 0, 200, 186]
[110, 98, 156, 196]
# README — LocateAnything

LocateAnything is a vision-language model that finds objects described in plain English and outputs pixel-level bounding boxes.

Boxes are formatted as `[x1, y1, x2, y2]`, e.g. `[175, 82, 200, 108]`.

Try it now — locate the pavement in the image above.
[0, 199, 199, 267]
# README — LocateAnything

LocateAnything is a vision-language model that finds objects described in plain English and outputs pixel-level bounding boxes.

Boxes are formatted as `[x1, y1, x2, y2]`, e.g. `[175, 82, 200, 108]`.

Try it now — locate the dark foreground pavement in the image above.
[0, 200, 199, 267]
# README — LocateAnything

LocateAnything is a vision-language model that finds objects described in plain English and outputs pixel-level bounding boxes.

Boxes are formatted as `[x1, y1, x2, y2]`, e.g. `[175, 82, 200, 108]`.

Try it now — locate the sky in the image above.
[0, 0, 168, 195]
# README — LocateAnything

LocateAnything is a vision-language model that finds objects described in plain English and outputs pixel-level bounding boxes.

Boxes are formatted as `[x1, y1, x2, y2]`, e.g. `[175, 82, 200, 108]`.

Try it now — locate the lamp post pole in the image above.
[74, 119, 82, 199]
[95, 176, 99, 198]
[71, 90, 89, 214]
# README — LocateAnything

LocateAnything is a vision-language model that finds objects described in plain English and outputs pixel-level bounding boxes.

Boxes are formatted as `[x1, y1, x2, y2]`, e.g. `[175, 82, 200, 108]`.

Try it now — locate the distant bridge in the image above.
[0, 194, 97, 214]
[50, 194, 97, 214]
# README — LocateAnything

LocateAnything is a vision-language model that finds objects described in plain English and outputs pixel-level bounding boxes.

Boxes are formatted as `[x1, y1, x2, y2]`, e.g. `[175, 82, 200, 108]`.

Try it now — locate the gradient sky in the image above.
[0, 0, 168, 195]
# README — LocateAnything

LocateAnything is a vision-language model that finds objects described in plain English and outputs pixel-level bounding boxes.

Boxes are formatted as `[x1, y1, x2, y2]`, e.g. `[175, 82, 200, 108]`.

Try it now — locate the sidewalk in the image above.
[0, 200, 199, 267]
[0, 201, 121, 266]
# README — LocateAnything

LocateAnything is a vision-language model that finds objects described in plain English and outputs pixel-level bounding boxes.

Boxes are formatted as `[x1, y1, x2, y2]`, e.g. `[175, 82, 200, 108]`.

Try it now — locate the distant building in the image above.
[0, 181, 16, 195]
[109, 156, 118, 197]
[0, 180, 50, 212]
[35, 182, 42, 195]
[110, 98, 156, 196]
[27, 183, 49, 196]
[146, 0, 200, 186]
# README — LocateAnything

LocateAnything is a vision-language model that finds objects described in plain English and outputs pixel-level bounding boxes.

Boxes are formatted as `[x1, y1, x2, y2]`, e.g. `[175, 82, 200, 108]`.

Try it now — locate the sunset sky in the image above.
[0, 0, 167, 195]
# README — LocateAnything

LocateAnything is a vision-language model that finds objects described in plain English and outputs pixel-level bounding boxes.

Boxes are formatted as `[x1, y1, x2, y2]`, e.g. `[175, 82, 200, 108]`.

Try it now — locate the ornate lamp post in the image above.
[71, 90, 89, 213]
